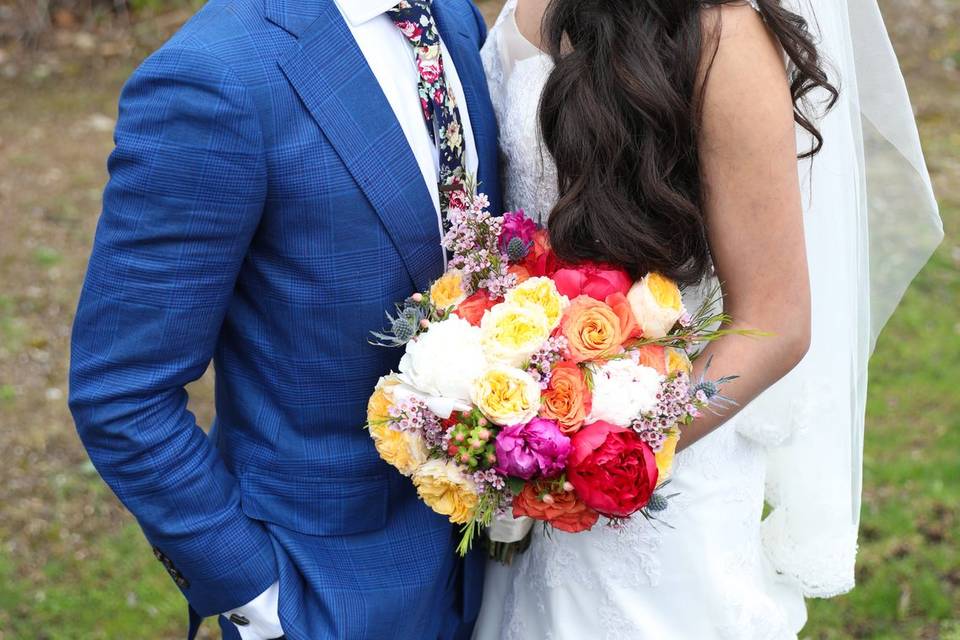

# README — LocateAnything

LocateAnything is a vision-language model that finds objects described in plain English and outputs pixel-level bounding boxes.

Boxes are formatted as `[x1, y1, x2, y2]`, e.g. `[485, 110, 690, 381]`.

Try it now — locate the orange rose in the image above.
[508, 263, 532, 285]
[512, 481, 599, 533]
[453, 290, 502, 327]
[635, 344, 668, 375]
[524, 229, 560, 277]
[540, 361, 591, 433]
[605, 292, 642, 341]
[558, 295, 623, 363]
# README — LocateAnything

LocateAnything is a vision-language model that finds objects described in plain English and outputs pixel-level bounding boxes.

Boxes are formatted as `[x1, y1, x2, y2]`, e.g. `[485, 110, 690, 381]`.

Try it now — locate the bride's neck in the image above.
[514, 0, 551, 53]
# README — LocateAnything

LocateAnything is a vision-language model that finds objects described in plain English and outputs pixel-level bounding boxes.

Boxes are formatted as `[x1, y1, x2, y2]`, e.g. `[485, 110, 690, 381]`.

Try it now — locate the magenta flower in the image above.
[498, 210, 538, 255]
[494, 418, 572, 480]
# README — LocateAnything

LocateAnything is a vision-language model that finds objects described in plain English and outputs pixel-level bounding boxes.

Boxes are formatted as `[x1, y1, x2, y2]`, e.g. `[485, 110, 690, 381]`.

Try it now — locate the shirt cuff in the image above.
[224, 580, 284, 640]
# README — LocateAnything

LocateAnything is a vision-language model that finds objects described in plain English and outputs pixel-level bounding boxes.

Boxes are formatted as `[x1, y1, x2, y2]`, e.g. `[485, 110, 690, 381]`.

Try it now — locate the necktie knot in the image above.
[388, 1, 436, 48]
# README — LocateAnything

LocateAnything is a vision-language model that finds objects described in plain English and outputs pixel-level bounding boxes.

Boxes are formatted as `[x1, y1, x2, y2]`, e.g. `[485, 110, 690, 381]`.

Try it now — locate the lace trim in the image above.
[762, 508, 858, 598]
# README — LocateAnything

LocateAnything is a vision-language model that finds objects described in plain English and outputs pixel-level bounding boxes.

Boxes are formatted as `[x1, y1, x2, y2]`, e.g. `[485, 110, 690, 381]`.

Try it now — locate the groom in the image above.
[68, 0, 500, 638]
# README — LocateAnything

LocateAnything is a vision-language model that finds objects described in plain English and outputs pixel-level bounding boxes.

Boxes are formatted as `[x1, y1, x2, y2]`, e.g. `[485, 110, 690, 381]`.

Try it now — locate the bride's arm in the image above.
[678, 4, 810, 451]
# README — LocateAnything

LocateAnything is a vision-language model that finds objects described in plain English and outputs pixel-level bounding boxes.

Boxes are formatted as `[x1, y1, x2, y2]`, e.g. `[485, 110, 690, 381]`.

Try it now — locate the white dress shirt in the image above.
[224, 1, 478, 636]
[342, 0, 479, 233]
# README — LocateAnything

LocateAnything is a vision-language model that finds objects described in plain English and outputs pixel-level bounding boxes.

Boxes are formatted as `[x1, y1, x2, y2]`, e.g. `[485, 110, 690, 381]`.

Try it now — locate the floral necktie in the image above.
[388, 0, 467, 220]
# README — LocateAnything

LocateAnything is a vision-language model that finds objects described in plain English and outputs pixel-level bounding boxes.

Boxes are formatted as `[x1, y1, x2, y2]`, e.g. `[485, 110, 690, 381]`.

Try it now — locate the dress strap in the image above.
[490, 0, 519, 33]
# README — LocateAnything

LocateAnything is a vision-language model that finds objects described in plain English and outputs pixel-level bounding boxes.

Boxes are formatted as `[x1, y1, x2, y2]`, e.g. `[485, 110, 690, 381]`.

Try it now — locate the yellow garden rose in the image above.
[367, 376, 400, 425]
[480, 302, 552, 367]
[504, 276, 569, 330]
[366, 376, 428, 476]
[655, 431, 680, 483]
[627, 273, 685, 339]
[369, 421, 429, 476]
[471, 365, 541, 426]
[430, 270, 468, 310]
[665, 347, 693, 375]
[412, 459, 479, 524]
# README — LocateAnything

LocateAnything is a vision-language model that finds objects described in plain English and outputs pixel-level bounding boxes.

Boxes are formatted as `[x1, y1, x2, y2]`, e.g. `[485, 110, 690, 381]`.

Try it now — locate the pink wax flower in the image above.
[499, 210, 538, 255]
[494, 418, 572, 480]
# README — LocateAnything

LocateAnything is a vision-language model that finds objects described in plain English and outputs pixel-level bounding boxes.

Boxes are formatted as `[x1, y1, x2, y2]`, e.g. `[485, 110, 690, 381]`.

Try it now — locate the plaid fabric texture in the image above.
[68, 0, 499, 637]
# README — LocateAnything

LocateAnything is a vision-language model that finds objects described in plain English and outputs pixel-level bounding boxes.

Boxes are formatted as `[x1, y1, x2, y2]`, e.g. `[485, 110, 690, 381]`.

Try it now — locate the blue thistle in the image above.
[646, 492, 670, 512]
[506, 236, 531, 262]
[390, 315, 416, 343]
[693, 380, 720, 400]
[693, 355, 740, 412]
[370, 303, 425, 347]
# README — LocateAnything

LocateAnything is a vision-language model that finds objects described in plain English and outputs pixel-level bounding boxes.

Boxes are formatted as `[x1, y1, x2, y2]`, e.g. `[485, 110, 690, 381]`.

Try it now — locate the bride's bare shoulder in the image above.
[698, 1, 785, 84]
[700, 1, 777, 49]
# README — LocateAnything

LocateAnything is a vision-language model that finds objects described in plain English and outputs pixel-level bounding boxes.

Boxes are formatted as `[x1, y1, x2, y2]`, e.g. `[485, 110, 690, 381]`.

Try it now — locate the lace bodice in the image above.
[480, 0, 558, 223]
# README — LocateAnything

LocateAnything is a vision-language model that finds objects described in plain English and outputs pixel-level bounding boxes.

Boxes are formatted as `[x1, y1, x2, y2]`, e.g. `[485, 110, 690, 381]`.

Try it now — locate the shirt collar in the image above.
[335, 0, 401, 26]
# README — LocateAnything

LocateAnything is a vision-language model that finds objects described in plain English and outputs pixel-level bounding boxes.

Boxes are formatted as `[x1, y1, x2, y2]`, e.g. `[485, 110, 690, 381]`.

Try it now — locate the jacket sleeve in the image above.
[68, 45, 277, 617]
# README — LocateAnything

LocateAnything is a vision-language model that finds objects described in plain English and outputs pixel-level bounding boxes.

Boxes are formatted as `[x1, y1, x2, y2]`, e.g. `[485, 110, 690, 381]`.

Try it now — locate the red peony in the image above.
[552, 263, 632, 301]
[454, 290, 501, 326]
[567, 421, 659, 518]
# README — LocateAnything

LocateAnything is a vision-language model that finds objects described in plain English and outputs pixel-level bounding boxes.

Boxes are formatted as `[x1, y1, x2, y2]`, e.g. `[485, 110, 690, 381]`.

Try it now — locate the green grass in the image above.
[0, 523, 188, 640]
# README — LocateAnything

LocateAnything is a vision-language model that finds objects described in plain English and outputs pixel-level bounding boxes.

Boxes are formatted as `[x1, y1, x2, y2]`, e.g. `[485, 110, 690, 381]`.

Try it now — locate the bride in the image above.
[474, 0, 943, 638]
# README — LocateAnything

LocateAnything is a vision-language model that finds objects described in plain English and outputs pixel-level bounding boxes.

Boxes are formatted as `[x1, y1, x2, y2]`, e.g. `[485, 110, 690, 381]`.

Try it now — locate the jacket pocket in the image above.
[239, 467, 389, 536]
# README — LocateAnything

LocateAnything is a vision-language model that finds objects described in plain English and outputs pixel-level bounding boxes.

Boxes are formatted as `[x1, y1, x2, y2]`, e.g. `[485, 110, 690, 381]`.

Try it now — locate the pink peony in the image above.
[499, 210, 539, 255]
[494, 418, 572, 480]
[552, 263, 633, 301]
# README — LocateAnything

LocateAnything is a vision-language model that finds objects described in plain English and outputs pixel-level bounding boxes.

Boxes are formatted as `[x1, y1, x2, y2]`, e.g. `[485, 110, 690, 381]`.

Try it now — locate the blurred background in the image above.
[0, 0, 956, 638]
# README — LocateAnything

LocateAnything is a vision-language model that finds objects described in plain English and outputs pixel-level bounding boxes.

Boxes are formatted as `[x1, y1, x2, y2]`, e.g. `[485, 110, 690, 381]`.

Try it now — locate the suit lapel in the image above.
[273, 0, 444, 291]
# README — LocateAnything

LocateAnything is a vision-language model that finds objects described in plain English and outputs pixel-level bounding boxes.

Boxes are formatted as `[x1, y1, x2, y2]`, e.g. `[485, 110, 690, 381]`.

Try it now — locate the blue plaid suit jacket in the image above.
[68, 0, 501, 637]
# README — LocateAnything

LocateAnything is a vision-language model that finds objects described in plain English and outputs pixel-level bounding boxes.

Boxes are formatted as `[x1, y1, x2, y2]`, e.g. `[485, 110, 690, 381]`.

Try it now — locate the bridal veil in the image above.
[734, 0, 944, 597]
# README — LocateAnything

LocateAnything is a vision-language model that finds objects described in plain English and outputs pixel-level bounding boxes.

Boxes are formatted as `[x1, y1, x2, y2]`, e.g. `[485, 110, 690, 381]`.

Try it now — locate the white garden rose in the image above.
[479, 301, 552, 367]
[397, 316, 487, 415]
[626, 272, 685, 339]
[587, 358, 663, 426]
[470, 366, 542, 426]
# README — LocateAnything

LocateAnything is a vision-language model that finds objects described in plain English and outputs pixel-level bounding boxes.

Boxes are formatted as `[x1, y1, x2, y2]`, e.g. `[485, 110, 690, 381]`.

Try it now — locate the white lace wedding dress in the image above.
[472, 2, 807, 638]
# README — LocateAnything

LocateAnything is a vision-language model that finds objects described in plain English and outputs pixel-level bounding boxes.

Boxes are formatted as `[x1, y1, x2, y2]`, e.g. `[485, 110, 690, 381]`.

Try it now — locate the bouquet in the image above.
[366, 182, 739, 556]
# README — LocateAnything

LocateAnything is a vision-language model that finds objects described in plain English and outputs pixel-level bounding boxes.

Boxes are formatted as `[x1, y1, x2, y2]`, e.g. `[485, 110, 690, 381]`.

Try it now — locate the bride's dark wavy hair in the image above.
[540, 0, 838, 285]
